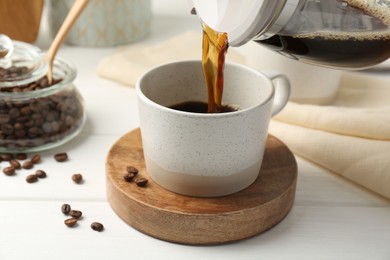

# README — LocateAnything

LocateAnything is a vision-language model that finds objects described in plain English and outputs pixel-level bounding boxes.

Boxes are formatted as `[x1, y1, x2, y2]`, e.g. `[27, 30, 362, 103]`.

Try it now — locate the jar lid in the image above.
[190, 0, 299, 46]
[0, 34, 47, 88]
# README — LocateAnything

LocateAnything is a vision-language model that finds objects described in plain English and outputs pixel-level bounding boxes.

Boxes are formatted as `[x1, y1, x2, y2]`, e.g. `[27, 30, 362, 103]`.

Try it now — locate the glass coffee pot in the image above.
[189, 0, 390, 69]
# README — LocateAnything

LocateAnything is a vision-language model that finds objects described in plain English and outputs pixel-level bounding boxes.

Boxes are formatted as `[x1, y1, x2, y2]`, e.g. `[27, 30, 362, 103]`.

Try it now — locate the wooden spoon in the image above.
[45, 0, 89, 84]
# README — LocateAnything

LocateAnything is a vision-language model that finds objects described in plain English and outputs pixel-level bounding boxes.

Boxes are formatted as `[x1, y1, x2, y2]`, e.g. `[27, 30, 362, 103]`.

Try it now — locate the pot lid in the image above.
[0, 34, 47, 87]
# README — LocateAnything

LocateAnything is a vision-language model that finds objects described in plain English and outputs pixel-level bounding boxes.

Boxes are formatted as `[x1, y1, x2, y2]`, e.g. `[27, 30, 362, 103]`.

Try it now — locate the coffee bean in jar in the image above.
[0, 38, 86, 153]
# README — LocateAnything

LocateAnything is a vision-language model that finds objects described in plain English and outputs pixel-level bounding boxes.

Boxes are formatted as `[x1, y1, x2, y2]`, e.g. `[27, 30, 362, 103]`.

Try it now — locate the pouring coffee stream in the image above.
[202, 24, 229, 113]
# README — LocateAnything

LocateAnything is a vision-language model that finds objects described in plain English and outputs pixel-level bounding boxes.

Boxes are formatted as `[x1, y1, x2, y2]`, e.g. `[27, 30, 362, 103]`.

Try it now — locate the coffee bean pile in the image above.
[61, 203, 104, 232]
[1, 152, 105, 232]
[0, 153, 46, 182]
[0, 68, 84, 150]
[0, 66, 30, 82]
[25, 169, 47, 183]
[123, 165, 148, 187]
[1, 152, 85, 185]
[0, 66, 58, 92]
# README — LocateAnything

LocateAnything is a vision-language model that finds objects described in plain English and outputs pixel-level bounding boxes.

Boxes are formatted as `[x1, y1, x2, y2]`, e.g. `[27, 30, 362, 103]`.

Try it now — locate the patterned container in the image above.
[48, 0, 152, 46]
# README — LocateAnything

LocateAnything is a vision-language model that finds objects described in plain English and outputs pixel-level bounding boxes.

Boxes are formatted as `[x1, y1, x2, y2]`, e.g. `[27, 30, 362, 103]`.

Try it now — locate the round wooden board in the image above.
[106, 128, 297, 245]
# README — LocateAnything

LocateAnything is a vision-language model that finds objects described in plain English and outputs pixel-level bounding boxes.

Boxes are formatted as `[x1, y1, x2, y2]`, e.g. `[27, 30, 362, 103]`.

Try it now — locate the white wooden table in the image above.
[1, 2, 389, 259]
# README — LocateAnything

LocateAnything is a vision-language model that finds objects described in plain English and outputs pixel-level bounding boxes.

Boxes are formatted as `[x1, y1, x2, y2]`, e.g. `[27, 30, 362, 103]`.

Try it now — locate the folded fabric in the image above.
[96, 31, 246, 87]
[270, 72, 390, 200]
[270, 121, 390, 199]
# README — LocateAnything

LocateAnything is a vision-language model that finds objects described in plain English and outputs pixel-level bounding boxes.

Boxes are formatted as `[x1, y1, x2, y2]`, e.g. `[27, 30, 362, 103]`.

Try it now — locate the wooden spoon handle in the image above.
[46, 0, 89, 83]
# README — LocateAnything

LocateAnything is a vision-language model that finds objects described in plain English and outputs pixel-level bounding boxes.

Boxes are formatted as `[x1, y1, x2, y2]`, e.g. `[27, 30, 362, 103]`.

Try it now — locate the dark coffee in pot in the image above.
[258, 1, 390, 69]
[259, 31, 390, 68]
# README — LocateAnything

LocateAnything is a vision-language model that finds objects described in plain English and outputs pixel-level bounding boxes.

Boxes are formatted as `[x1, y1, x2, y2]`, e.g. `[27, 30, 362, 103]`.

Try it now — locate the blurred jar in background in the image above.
[0, 0, 44, 43]
[48, 0, 152, 46]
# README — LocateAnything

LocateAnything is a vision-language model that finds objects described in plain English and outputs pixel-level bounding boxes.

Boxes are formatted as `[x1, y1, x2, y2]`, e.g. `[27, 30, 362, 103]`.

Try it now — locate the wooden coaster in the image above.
[106, 128, 297, 245]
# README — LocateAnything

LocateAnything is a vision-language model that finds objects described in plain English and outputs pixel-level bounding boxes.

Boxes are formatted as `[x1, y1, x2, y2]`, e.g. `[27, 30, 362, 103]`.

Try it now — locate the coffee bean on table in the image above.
[30, 154, 41, 164]
[2, 166, 15, 176]
[61, 204, 71, 215]
[91, 222, 104, 232]
[35, 169, 47, 178]
[64, 218, 78, 227]
[9, 159, 21, 169]
[69, 210, 82, 219]
[22, 160, 34, 169]
[26, 174, 38, 183]
[54, 152, 68, 162]
[134, 177, 148, 187]
[126, 166, 138, 175]
[71, 173, 83, 184]
[15, 153, 27, 160]
[0, 154, 14, 161]
[123, 173, 135, 182]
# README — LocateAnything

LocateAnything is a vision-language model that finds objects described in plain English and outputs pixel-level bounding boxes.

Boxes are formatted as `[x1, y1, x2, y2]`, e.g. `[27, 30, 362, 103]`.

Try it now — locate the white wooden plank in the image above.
[295, 157, 390, 207]
[0, 201, 389, 260]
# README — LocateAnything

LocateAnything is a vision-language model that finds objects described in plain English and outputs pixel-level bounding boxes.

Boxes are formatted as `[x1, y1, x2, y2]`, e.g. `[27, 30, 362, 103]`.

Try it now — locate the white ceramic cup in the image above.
[239, 42, 343, 105]
[136, 60, 290, 197]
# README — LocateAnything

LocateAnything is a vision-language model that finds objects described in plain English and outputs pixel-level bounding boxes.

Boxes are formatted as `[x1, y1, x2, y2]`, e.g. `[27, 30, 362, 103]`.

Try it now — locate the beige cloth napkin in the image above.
[96, 31, 246, 87]
[270, 72, 390, 200]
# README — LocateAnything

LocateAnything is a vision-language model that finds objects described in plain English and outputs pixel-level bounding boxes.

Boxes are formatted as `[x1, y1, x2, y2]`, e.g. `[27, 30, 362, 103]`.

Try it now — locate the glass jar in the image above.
[0, 36, 86, 153]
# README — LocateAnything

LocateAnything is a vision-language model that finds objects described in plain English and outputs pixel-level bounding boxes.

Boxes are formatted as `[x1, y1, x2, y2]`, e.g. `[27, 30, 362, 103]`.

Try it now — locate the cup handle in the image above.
[263, 71, 291, 116]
